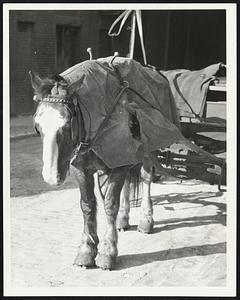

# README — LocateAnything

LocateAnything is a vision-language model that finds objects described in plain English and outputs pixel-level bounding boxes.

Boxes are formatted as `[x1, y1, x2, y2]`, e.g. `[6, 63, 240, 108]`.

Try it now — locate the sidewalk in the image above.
[10, 115, 37, 140]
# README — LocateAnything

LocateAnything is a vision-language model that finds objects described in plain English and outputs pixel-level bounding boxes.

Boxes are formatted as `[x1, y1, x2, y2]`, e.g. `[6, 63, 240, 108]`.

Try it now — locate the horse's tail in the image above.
[128, 160, 163, 206]
[129, 163, 142, 207]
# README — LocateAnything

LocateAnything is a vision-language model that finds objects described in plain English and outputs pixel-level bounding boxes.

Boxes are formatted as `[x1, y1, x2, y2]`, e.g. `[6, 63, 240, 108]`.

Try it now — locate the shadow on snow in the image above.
[117, 242, 226, 270]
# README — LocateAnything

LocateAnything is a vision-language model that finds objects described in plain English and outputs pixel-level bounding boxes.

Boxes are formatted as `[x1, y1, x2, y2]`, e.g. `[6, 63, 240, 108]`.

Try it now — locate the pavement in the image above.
[10, 115, 37, 140]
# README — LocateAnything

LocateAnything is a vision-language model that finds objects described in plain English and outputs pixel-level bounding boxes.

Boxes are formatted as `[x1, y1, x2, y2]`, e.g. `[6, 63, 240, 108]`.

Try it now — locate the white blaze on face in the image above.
[35, 106, 67, 185]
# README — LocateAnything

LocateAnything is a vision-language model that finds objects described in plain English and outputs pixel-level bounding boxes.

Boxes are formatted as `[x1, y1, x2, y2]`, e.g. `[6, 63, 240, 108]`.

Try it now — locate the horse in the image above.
[30, 56, 221, 270]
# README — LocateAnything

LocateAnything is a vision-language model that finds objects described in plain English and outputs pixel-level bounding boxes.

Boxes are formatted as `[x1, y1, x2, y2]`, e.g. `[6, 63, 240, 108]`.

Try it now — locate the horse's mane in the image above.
[33, 78, 53, 97]
[33, 75, 66, 97]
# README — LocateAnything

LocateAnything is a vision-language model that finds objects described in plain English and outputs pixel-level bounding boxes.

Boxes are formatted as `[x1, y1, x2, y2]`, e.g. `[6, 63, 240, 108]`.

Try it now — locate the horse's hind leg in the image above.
[138, 164, 154, 234]
[117, 171, 131, 231]
[72, 167, 99, 268]
[96, 166, 128, 270]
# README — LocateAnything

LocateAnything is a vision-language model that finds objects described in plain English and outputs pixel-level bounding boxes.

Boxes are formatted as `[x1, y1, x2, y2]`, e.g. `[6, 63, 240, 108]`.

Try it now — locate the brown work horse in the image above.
[30, 60, 221, 270]
[30, 71, 156, 270]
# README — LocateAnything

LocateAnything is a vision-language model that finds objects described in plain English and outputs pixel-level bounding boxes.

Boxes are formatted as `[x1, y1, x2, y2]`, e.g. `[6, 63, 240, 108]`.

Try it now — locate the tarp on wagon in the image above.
[161, 63, 225, 118]
[61, 57, 186, 168]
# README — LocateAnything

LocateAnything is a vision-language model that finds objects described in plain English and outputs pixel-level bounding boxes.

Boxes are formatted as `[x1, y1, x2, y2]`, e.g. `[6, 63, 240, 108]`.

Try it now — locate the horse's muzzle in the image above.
[42, 168, 67, 186]
[42, 159, 69, 186]
[42, 173, 61, 186]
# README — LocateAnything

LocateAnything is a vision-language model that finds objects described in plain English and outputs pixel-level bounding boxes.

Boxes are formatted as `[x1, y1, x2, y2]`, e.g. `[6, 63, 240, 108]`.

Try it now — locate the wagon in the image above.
[156, 66, 226, 189]
[94, 65, 226, 206]
[95, 10, 226, 200]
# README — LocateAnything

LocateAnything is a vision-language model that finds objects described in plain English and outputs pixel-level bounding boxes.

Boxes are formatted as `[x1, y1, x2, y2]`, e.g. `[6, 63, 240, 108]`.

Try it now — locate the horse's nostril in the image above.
[55, 177, 61, 186]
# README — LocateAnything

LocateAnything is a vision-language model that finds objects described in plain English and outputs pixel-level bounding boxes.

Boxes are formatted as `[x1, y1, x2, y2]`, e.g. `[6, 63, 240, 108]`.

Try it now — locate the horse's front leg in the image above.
[96, 166, 128, 270]
[72, 167, 99, 267]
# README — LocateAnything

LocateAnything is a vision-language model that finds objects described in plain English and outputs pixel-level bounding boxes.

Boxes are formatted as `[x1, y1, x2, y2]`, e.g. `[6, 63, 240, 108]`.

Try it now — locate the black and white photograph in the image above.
[3, 3, 236, 297]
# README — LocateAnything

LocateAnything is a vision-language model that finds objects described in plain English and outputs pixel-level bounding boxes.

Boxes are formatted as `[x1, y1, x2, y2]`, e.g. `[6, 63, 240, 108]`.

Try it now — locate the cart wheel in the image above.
[94, 171, 109, 201]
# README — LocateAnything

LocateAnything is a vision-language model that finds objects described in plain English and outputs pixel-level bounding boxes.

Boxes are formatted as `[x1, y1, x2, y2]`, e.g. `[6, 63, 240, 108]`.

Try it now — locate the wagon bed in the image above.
[156, 74, 226, 189]
[96, 71, 226, 202]
[181, 75, 226, 148]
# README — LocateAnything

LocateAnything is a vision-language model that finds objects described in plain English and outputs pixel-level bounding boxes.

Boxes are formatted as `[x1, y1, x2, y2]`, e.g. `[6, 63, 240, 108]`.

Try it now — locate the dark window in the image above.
[17, 21, 33, 32]
[56, 25, 81, 72]
[11, 21, 35, 115]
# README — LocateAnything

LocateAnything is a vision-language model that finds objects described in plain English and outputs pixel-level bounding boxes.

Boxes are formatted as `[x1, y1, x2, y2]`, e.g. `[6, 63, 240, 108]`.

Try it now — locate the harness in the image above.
[33, 56, 171, 165]
[32, 58, 225, 190]
[70, 57, 132, 163]
[34, 88, 86, 151]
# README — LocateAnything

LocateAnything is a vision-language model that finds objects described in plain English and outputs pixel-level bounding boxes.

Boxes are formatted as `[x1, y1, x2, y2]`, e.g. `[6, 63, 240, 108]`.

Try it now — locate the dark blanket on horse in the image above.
[61, 57, 185, 168]
[161, 63, 224, 118]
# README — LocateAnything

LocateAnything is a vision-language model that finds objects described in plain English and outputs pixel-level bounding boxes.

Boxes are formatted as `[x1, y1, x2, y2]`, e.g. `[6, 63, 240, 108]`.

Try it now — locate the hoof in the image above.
[95, 253, 116, 270]
[73, 244, 97, 268]
[138, 217, 154, 234]
[74, 252, 96, 268]
[117, 215, 130, 231]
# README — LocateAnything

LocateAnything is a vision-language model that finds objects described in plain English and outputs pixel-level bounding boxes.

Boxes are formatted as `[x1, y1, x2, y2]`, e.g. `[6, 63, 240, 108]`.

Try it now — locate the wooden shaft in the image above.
[129, 11, 136, 58]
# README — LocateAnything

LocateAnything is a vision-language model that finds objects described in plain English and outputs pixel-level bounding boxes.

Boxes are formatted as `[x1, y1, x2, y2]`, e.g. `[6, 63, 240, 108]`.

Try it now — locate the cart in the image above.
[95, 10, 227, 199]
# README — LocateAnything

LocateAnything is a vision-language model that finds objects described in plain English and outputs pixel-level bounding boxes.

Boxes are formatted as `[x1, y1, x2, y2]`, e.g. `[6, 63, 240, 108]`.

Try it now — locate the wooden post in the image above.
[129, 11, 136, 59]
[163, 11, 170, 69]
[136, 10, 147, 65]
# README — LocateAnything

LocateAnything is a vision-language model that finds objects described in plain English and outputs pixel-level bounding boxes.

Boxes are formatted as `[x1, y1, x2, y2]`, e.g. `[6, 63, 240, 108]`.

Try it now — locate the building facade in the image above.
[9, 10, 226, 116]
[10, 10, 101, 115]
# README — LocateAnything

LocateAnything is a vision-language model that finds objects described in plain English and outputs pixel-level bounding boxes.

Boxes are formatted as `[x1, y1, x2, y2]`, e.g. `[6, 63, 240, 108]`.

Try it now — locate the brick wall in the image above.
[9, 10, 101, 116]
[9, 10, 226, 116]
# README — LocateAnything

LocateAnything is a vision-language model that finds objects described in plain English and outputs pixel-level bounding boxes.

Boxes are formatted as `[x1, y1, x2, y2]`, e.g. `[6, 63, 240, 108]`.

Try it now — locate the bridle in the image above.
[33, 92, 87, 156]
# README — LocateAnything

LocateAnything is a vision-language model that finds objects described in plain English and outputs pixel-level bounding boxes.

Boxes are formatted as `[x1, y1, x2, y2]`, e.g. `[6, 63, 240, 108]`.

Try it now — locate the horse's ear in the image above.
[29, 71, 43, 91]
[67, 75, 85, 95]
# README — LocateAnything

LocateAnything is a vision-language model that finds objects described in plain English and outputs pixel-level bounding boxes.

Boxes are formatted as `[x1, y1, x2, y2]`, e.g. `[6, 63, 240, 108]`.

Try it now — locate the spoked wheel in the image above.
[94, 171, 109, 201]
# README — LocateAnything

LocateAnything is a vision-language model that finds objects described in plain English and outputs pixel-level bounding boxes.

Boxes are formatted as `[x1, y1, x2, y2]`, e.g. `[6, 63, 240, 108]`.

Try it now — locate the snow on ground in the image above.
[10, 180, 226, 288]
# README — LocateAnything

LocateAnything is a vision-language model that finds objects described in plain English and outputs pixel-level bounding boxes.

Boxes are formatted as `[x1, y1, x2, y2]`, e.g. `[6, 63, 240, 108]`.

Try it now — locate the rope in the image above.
[173, 73, 203, 120]
[172, 73, 216, 122]
[108, 10, 147, 65]
[110, 61, 168, 115]
[108, 10, 133, 37]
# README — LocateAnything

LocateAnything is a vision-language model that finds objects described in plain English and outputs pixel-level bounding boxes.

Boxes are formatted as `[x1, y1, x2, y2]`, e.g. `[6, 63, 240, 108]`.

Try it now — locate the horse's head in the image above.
[30, 71, 81, 186]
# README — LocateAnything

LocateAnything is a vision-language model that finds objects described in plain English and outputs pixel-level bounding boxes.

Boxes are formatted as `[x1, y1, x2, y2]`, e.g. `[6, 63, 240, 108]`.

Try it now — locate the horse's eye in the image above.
[64, 122, 71, 128]
[33, 120, 41, 135]
[35, 125, 40, 135]
[33, 95, 42, 102]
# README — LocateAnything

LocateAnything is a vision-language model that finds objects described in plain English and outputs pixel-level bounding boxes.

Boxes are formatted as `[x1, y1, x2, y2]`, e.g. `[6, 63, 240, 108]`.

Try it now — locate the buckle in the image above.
[122, 80, 129, 88]
[74, 142, 89, 155]
[78, 142, 89, 150]
[70, 142, 89, 166]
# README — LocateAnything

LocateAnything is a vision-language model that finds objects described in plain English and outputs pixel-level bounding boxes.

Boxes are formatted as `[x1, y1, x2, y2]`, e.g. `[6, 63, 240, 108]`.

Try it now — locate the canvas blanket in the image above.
[61, 57, 186, 168]
[161, 63, 224, 118]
